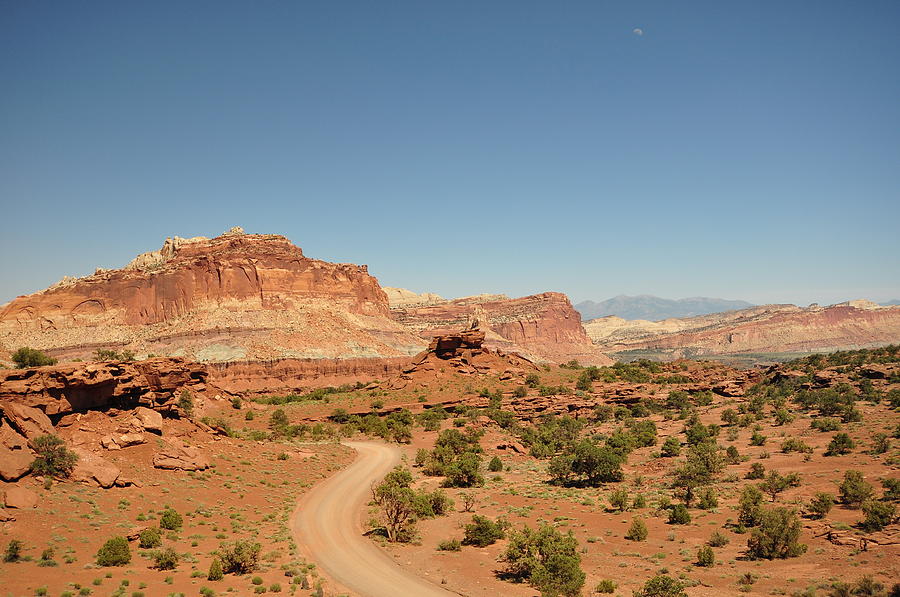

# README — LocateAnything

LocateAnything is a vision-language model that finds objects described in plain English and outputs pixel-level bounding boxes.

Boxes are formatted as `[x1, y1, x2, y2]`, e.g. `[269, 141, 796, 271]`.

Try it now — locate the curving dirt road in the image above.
[291, 441, 459, 597]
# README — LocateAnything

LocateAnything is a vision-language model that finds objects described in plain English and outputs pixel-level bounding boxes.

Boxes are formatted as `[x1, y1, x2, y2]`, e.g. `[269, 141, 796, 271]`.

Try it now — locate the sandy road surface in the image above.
[291, 441, 459, 597]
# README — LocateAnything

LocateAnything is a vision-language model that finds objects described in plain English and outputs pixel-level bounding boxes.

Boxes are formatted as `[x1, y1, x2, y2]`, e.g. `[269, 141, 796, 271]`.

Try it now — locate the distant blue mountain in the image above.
[575, 295, 755, 322]
[883, 299, 900, 306]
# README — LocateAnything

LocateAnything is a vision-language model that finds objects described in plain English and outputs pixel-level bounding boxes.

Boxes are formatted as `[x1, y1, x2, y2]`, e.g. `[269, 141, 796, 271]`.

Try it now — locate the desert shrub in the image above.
[152, 547, 179, 570]
[811, 417, 841, 432]
[708, 531, 730, 547]
[501, 524, 585, 597]
[668, 504, 691, 525]
[738, 485, 765, 527]
[725, 445, 741, 464]
[747, 507, 807, 559]
[219, 540, 261, 574]
[860, 500, 896, 532]
[207, 557, 224, 581]
[4, 539, 22, 563]
[760, 470, 795, 502]
[178, 389, 194, 418]
[488, 456, 503, 472]
[773, 408, 794, 425]
[437, 538, 462, 551]
[781, 438, 812, 454]
[698, 487, 718, 510]
[883, 478, 900, 502]
[462, 515, 506, 547]
[549, 440, 623, 487]
[442, 452, 484, 488]
[807, 492, 834, 519]
[139, 527, 161, 548]
[721, 408, 739, 426]
[824, 433, 855, 456]
[746, 462, 765, 480]
[11, 347, 57, 368]
[96, 536, 131, 566]
[671, 442, 723, 506]
[870, 433, 891, 455]
[750, 431, 767, 446]
[609, 488, 629, 512]
[30, 435, 78, 478]
[635, 575, 686, 597]
[268, 409, 289, 433]
[696, 545, 715, 567]
[839, 470, 875, 507]
[512, 385, 528, 398]
[626, 517, 648, 541]
[159, 508, 183, 530]
[37, 547, 56, 567]
[595, 579, 617, 593]
[413, 489, 454, 518]
[660, 436, 681, 457]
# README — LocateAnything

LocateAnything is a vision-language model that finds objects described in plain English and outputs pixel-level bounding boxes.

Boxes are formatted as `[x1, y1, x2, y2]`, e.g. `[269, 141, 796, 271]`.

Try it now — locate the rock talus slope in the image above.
[0, 230, 425, 362]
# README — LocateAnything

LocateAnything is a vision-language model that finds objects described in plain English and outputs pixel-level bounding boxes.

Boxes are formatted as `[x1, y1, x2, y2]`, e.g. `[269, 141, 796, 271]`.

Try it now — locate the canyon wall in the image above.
[390, 291, 612, 365]
[586, 301, 900, 357]
[0, 230, 425, 362]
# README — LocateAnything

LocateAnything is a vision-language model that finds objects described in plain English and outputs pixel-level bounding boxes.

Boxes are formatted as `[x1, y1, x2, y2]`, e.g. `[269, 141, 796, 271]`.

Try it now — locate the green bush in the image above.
[745, 462, 765, 480]
[747, 507, 807, 559]
[178, 389, 194, 418]
[636, 575, 686, 597]
[96, 536, 131, 566]
[667, 504, 691, 525]
[595, 579, 617, 593]
[698, 488, 718, 510]
[437, 539, 462, 551]
[708, 530, 730, 547]
[696, 545, 715, 567]
[488, 456, 503, 472]
[159, 509, 183, 531]
[501, 524, 585, 597]
[219, 540, 261, 574]
[11, 347, 57, 368]
[152, 547, 179, 570]
[626, 517, 648, 541]
[860, 500, 896, 532]
[824, 432, 855, 456]
[462, 515, 506, 547]
[738, 485, 765, 527]
[609, 488, 629, 512]
[839, 470, 874, 507]
[139, 527, 161, 548]
[207, 557, 224, 580]
[30, 435, 78, 478]
[660, 436, 681, 457]
[4, 539, 22, 562]
[807, 492, 834, 519]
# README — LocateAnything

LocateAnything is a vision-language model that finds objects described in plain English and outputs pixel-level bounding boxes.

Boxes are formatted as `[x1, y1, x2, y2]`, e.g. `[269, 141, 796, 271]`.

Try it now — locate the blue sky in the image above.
[1, 1, 898, 307]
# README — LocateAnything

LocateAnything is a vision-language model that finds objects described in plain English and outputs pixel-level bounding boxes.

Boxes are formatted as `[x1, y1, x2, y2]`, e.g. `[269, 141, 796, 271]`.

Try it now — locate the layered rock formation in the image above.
[391, 291, 612, 365]
[585, 301, 900, 357]
[0, 230, 425, 362]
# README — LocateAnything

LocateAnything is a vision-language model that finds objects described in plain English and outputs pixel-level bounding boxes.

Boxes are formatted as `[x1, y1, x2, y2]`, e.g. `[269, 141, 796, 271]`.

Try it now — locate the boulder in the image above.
[153, 441, 210, 471]
[134, 407, 163, 434]
[3, 486, 38, 509]
[71, 448, 120, 489]
[0, 420, 29, 451]
[0, 446, 33, 481]
[0, 402, 54, 441]
[100, 432, 146, 450]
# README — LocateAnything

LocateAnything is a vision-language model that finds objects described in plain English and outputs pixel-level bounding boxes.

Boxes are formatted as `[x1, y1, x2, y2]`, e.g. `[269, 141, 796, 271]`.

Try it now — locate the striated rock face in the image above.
[586, 302, 900, 357]
[206, 356, 412, 395]
[0, 230, 425, 362]
[391, 292, 612, 365]
[0, 358, 209, 417]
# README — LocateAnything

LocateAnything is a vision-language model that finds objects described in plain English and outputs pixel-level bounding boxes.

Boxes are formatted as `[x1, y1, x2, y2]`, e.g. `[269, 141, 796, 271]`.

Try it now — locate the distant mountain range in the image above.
[575, 295, 755, 321]
[883, 300, 900, 306]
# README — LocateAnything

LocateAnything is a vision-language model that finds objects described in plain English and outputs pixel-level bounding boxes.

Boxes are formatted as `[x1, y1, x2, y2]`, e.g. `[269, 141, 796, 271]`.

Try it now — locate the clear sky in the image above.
[1, 1, 898, 307]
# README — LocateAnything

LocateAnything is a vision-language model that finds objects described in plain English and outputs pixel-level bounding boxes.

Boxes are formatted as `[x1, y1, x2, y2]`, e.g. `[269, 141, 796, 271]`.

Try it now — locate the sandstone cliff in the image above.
[0, 230, 425, 362]
[391, 291, 612, 365]
[585, 300, 900, 357]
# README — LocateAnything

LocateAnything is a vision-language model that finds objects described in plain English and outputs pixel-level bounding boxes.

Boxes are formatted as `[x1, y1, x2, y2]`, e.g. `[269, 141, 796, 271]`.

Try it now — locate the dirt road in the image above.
[291, 441, 459, 597]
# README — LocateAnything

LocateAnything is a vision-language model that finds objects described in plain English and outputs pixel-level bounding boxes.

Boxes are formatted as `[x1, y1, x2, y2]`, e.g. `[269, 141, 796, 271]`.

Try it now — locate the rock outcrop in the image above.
[391, 292, 611, 365]
[0, 230, 425, 362]
[0, 358, 210, 418]
[585, 301, 900, 358]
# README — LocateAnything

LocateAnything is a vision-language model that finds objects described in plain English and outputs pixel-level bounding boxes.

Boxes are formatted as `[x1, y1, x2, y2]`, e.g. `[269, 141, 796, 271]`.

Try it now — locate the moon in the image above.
[633, 28, 644, 36]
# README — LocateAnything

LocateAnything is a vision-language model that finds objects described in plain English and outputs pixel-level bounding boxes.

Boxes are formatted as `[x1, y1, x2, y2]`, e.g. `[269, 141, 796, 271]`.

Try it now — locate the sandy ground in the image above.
[292, 441, 459, 597]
